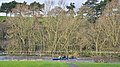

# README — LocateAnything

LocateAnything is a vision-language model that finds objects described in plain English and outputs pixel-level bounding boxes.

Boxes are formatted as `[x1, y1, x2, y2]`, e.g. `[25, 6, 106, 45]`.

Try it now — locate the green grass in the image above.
[0, 61, 120, 67]
[74, 62, 120, 67]
[0, 16, 7, 22]
[0, 61, 69, 67]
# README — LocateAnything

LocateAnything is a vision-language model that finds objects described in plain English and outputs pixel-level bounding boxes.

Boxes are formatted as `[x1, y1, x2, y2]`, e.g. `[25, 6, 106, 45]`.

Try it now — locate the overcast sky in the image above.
[0, 0, 87, 9]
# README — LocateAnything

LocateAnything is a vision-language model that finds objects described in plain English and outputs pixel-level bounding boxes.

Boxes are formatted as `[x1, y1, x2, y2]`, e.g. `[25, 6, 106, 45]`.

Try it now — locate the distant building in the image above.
[0, 12, 15, 17]
[0, 13, 6, 16]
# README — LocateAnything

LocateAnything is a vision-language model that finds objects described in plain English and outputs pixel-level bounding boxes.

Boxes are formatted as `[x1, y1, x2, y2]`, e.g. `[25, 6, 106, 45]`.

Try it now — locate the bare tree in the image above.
[44, 0, 55, 16]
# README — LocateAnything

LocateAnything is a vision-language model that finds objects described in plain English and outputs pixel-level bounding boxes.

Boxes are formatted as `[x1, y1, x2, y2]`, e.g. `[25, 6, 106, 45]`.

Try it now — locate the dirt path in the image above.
[67, 63, 77, 67]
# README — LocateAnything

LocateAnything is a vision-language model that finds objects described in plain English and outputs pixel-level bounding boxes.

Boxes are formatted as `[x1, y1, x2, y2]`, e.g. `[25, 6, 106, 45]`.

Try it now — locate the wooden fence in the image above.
[1, 51, 120, 57]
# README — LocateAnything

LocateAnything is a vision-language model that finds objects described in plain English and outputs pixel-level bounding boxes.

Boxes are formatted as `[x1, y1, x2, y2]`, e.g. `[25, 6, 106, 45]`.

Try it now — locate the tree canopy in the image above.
[66, 3, 75, 10]
[0, 1, 18, 16]
[80, 0, 108, 23]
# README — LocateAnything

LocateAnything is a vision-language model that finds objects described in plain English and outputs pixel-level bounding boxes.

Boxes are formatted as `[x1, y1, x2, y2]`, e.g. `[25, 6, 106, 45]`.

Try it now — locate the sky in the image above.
[0, 0, 87, 9]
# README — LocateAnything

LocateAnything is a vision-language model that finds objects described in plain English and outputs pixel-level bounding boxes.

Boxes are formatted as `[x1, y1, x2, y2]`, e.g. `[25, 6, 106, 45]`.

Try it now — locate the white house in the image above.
[0, 12, 15, 17]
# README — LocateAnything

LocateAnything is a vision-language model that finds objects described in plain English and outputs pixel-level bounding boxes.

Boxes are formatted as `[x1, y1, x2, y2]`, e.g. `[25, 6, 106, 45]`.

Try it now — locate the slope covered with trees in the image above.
[0, 0, 120, 58]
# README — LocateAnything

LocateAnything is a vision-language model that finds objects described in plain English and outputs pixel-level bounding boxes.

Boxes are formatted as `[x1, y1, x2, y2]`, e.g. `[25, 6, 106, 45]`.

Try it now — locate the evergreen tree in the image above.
[81, 0, 108, 23]
[0, 1, 18, 16]
[66, 2, 76, 15]
[66, 3, 75, 10]
[30, 1, 44, 16]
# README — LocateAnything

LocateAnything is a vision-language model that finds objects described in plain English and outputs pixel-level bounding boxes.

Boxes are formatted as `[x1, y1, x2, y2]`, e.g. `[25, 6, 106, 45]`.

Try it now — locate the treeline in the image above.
[0, 0, 108, 17]
[0, 0, 76, 17]
[0, 1, 44, 16]
[0, 0, 120, 57]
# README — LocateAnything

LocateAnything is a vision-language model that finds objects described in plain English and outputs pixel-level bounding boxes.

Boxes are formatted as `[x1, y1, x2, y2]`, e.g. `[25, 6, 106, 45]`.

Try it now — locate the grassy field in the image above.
[0, 61, 120, 67]
[74, 62, 120, 67]
[0, 61, 69, 67]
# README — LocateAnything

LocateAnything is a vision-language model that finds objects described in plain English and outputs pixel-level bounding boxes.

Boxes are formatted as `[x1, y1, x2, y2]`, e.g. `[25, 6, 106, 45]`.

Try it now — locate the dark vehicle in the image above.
[52, 56, 76, 60]
[53, 56, 68, 60]
[0, 51, 4, 55]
